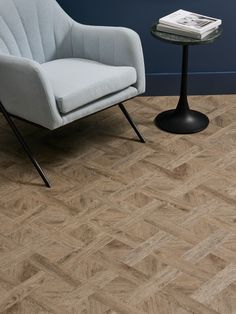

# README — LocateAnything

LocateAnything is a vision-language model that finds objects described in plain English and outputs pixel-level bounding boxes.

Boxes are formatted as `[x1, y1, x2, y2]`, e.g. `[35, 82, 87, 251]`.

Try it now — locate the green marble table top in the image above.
[151, 25, 222, 46]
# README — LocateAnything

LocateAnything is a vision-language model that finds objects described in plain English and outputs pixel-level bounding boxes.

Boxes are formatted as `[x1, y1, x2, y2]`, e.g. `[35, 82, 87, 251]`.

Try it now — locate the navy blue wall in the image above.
[57, 0, 236, 95]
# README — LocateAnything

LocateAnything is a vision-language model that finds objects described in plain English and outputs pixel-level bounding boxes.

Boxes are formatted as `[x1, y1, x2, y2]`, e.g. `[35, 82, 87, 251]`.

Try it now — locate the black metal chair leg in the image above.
[119, 103, 145, 143]
[0, 102, 51, 188]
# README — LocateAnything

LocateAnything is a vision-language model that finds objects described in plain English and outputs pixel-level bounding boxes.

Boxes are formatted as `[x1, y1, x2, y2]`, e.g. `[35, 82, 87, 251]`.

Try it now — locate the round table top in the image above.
[151, 25, 222, 46]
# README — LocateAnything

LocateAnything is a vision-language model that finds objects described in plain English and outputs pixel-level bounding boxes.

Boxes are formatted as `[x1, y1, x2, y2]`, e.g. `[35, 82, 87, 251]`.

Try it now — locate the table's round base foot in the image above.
[155, 109, 209, 134]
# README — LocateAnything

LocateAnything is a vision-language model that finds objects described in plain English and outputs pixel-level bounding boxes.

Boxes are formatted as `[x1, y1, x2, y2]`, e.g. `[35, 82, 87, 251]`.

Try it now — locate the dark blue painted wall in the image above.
[57, 0, 236, 95]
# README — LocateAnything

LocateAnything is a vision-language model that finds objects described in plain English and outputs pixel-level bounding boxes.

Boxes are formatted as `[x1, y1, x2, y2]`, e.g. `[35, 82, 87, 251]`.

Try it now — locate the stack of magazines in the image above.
[156, 10, 222, 39]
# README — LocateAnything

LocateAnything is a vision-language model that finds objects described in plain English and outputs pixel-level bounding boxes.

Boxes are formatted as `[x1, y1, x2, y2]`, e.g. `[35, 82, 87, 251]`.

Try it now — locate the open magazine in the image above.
[159, 10, 222, 35]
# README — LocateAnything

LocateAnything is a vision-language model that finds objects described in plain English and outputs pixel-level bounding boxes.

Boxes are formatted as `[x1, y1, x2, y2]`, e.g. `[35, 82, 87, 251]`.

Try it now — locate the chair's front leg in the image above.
[0, 102, 51, 188]
[119, 103, 145, 143]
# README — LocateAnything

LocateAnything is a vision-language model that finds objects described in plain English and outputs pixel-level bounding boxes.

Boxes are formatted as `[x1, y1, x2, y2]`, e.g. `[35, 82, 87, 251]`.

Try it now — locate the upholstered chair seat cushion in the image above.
[41, 58, 137, 114]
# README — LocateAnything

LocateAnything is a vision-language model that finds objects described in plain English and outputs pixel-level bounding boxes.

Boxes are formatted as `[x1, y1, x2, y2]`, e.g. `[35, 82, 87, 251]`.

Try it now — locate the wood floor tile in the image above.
[0, 95, 236, 313]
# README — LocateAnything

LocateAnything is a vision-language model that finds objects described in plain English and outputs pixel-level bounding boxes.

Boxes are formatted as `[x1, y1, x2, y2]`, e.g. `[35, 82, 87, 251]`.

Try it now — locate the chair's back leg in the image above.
[119, 103, 145, 143]
[0, 102, 51, 188]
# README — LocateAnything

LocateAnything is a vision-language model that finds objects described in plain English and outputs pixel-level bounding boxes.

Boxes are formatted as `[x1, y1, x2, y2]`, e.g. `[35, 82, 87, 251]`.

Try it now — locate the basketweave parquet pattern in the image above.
[0, 95, 236, 314]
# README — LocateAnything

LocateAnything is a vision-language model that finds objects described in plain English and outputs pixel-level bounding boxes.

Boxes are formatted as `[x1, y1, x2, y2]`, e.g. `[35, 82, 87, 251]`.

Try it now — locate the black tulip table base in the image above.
[155, 45, 210, 135]
[155, 108, 209, 134]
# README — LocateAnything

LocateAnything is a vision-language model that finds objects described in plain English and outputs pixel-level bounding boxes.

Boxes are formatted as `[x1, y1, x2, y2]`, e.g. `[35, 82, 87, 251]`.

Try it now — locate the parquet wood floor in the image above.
[0, 95, 236, 313]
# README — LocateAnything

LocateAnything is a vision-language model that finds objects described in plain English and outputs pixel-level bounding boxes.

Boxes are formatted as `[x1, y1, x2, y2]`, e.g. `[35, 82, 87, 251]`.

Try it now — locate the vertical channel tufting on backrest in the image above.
[0, 0, 73, 63]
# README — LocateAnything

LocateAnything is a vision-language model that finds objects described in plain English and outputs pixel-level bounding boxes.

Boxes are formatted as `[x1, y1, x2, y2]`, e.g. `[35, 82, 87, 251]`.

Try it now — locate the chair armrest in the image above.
[0, 55, 62, 130]
[71, 23, 146, 94]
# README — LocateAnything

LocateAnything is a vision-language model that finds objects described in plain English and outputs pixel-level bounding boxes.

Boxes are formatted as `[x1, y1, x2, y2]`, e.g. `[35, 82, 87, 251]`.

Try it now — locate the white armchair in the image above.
[0, 0, 146, 187]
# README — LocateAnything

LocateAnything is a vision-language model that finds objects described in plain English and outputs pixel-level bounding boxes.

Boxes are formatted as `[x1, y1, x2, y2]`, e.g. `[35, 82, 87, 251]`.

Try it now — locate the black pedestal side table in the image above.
[151, 27, 222, 134]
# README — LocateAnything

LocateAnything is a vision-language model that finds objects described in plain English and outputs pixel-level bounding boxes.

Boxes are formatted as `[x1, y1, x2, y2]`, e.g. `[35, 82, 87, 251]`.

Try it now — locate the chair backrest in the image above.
[0, 0, 73, 63]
